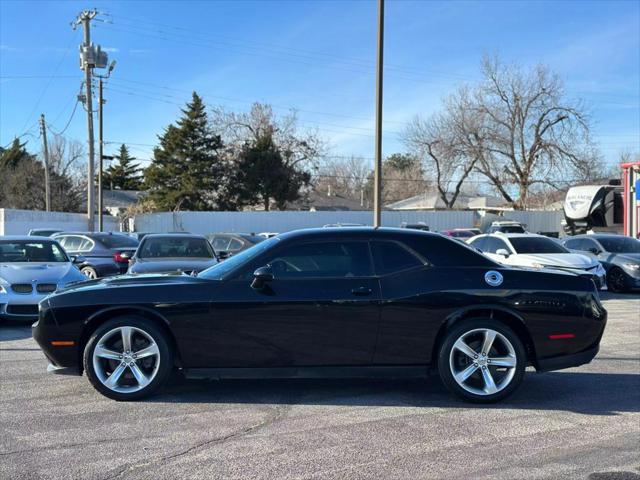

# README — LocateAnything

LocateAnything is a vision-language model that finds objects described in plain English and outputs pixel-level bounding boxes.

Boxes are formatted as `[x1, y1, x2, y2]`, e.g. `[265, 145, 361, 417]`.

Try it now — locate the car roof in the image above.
[568, 234, 628, 240]
[53, 231, 129, 237]
[0, 235, 58, 241]
[142, 233, 207, 240]
[276, 227, 443, 241]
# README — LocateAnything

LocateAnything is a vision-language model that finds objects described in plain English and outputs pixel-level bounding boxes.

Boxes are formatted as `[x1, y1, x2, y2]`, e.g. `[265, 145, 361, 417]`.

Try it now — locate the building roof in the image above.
[286, 190, 366, 211]
[386, 193, 508, 211]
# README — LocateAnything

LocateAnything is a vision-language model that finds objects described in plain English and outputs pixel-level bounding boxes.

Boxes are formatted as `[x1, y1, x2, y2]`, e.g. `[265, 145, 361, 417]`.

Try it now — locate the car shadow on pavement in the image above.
[0, 324, 32, 342]
[152, 370, 640, 415]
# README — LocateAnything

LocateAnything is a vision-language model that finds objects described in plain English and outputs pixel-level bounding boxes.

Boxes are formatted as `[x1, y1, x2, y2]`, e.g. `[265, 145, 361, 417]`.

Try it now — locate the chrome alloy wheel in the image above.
[449, 328, 517, 396]
[92, 326, 161, 393]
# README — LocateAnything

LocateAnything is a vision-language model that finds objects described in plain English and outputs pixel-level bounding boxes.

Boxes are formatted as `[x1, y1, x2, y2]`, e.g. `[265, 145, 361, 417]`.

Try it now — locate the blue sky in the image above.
[1, 0, 638, 169]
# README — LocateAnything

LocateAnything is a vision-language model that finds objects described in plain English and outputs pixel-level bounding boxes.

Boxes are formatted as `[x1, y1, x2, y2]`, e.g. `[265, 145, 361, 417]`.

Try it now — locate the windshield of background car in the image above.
[509, 237, 569, 254]
[97, 234, 139, 249]
[451, 230, 474, 238]
[198, 236, 281, 280]
[598, 237, 640, 253]
[139, 237, 214, 258]
[495, 225, 525, 233]
[0, 241, 69, 262]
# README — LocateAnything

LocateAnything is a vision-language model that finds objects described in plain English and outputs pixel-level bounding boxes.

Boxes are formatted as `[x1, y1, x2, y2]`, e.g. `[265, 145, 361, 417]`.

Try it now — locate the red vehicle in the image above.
[441, 228, 481, 239]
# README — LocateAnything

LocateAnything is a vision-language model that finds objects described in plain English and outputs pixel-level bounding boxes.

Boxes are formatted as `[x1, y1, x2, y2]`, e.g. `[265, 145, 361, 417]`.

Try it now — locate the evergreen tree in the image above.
[230, 131, 311, 211]
[144, 92, 224, 211]
[0, 138, 30, 169]
[103, 144, 142, 190]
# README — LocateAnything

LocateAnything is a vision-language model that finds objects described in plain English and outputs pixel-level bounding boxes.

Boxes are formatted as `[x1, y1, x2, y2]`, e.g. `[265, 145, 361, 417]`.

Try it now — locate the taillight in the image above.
[113, 252, 131, 263]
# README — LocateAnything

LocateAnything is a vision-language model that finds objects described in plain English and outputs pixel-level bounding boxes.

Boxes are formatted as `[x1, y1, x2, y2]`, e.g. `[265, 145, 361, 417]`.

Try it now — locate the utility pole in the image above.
[39, 114, 51, 211]
[373, 0, 385, 228]
[98, 78, 104, 231]
[75, 10, 98, 231]
[96, 60, 116, 232]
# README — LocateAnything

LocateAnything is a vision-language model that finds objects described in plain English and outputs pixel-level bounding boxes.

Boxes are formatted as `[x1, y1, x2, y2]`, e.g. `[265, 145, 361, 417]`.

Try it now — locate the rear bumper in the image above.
[536, 344, 600, 372]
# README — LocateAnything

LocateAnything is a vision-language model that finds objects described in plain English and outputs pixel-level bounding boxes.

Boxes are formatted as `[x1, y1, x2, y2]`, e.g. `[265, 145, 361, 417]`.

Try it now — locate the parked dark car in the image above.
[207, 233, 265, 260]
[563, 234, 640, 292]
[28, 229, 62, 237]
[440, 229, 479, 239]
[128, 234, 218, 275]
[53, 232, 139, 279]
[400, 222, 430, 231]
[35, 228, 606, 403]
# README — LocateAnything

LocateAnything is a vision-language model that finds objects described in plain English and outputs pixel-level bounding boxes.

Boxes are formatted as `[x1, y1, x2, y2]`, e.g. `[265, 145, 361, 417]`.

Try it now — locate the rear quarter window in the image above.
[402, 235, 496, 267]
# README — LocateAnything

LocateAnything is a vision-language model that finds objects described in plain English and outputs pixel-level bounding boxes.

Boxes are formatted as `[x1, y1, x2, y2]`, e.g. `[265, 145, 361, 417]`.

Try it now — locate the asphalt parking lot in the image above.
[1, 293, 639, 480]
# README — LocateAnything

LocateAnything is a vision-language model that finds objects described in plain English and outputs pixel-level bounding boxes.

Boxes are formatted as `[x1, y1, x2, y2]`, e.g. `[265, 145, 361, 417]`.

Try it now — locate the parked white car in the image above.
[467, 233, 607, 288]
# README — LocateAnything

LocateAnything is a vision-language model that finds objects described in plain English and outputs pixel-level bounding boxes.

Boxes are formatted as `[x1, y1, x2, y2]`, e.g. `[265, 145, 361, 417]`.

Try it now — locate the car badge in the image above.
[484, 270, 503, 287]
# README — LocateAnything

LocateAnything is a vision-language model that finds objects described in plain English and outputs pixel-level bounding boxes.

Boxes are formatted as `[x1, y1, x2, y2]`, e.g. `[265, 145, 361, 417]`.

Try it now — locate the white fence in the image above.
[0, 208, 565, 237]
[133, 210, 565, 235]
[0, 209, 118, 236]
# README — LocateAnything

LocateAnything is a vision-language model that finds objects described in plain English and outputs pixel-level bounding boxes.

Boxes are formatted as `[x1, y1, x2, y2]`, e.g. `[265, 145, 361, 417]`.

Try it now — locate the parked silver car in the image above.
[0, 236, 86, 323]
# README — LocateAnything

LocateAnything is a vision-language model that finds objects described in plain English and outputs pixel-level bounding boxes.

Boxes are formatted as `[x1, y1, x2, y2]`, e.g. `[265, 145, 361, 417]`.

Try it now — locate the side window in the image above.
[370, 241, 423, 276]
[62, 236, 82, 251]
[78, 238, 94, 252]
[267, 241, 372, 278]
[469, 236, 487, 251]
[228, 238, 244, 252]
[212, 236, 231, 251]
[484, 237, 509, 254]
[56, 236, 68, 248]
[564, 239, 582, 250]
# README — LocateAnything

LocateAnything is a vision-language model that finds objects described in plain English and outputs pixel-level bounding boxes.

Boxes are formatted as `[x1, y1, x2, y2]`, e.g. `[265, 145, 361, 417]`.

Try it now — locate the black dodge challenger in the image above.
[33, 228, 607, 403]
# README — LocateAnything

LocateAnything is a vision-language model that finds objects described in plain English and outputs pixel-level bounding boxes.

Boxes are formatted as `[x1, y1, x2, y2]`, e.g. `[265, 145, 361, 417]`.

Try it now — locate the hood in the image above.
[55, 272, 210, 295]
[129, 258, 218, 274]
[0, 262, 85, 284]
[512, 253, 598, 270]
[609, 253, 640, 264]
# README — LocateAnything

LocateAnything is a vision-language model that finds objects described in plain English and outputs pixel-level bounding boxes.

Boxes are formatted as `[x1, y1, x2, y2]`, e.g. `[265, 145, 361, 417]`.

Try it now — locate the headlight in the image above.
[623, 263, 640, 271]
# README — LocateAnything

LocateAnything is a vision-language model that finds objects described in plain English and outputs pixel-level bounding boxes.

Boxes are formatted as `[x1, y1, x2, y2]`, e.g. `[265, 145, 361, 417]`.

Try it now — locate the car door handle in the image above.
[351, 287, 372, 296]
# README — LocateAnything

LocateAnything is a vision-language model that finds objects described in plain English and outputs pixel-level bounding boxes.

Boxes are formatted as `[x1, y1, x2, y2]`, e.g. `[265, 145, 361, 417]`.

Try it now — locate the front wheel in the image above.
[607, 267, 629, 293]
[80, 266, 98, 279]
[438, 320, 526, 403]
[83, 317, 173, 401]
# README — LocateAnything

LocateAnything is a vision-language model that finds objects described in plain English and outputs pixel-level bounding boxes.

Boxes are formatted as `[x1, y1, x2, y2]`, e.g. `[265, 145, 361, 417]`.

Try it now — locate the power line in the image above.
[46, 99, 80, 136]
[18, 30, 79, 134]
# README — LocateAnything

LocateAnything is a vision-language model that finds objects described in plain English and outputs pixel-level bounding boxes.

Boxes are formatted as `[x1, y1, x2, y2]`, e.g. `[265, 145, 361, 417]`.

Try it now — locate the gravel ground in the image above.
[1, 292, 639, 480]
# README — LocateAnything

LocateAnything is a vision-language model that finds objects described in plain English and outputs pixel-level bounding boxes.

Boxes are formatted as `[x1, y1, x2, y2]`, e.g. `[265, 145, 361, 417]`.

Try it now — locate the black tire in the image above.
[606, 267, 629, 293]
[83, 316, 173, 401]
[80, 266, 98, 279]
[438, 319, 526, 403]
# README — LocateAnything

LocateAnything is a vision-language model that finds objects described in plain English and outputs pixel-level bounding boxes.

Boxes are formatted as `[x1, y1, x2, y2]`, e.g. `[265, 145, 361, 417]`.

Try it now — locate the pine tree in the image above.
[231, 131, 311, 211]
[144, 92, 224, 211]
[103, 144, 142, 190]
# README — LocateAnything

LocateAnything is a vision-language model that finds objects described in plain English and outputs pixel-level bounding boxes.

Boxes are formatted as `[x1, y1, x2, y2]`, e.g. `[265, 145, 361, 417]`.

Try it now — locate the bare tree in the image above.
[404, 90, 478, 209]
[315, 155, 370, 202]
[467, 56, 599, 209]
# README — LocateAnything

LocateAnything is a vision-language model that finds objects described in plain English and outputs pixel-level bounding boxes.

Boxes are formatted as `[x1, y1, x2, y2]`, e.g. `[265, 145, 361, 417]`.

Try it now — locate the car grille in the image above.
[6, 304, 39, 315]
[36, 284, 57, 293]
[11, 284, 33, 294]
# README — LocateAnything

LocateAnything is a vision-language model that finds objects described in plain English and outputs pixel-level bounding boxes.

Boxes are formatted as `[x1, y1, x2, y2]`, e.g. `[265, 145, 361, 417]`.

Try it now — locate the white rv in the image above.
[563, 183, 623, 235]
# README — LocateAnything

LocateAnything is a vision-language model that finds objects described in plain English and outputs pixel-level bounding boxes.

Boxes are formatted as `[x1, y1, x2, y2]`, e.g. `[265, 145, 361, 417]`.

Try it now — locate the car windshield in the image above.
[494, 225, 525, 233]
[509, 237, 569, 254]
[97, 234, 139, 248]
[199, 236, 281, 280]
[139, 237, 214, 259]
[598, 237, 640, 253]
[0, 241, 68, 262]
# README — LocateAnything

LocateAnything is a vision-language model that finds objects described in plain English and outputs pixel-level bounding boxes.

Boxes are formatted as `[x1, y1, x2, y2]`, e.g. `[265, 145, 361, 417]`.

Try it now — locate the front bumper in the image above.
[0, 294, 48, 322]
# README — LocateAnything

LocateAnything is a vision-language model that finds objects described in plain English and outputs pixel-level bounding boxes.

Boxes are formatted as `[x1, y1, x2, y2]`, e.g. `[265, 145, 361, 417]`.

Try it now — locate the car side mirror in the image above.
[70, 255, 85, 264]
[251, 266, 274, 289]
[496, 248, 510, 258]
[588, 247, 600, 255]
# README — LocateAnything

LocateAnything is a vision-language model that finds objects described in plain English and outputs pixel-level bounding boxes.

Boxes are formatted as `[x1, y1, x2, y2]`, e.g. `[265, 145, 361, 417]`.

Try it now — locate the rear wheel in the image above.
[438, 319, 526, 403]
[80, 266, 98, 279]
[607, 267, 629, 293]
[83, 317, 173, 401]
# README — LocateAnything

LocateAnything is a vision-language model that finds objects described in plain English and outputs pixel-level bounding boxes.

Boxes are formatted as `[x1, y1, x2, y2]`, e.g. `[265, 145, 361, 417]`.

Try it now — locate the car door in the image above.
[205, 239, 381, 368]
